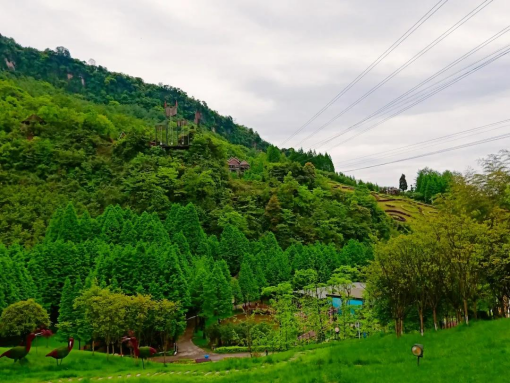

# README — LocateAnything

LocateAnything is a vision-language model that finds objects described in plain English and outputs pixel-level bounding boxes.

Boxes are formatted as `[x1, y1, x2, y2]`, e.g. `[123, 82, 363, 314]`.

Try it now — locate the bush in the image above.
[214, 345, 273, 354]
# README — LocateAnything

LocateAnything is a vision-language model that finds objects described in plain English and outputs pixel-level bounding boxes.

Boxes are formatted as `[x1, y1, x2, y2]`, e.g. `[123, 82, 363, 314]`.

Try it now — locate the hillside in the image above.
[0, 34, 267, 150]
[1, 319, 508, 383]
[0, 68, 395, 248]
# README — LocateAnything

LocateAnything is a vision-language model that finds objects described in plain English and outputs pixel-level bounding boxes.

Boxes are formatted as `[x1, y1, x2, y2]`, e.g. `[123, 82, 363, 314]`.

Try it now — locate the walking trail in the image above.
[152, 323, 250, 363]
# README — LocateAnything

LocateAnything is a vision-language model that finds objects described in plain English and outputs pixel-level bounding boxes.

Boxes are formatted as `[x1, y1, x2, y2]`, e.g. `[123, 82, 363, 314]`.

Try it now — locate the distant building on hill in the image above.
[227, 157, 250, 173]
[380, 187, 400, 196]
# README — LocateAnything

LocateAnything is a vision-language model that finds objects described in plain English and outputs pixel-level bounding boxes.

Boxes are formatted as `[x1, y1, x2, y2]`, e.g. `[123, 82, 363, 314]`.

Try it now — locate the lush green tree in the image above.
[0, 299, 50, 337]
[239, 260, 259, 304]
[218, 225, 249, 275]
[399, 174, 408, 191]
[202, 262, 232, 318]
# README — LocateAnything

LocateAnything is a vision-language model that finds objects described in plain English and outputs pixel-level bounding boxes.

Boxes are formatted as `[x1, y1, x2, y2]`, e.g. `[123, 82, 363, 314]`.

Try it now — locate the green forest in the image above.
[0, 35, 509, 373]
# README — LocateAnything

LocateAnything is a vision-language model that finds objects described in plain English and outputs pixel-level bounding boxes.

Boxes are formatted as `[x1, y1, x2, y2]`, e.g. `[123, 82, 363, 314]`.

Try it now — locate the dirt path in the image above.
[152, 323, 250, 363]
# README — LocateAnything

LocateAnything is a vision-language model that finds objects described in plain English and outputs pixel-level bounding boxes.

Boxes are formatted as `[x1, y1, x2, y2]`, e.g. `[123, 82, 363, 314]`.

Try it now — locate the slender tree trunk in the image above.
[463, 299, 469, 325]
[92, 339, 95, 355]
[418, 308, 424, 336]
[433, 307, 438, 331]
[473, 301, 478, 320]
[400, 318, 404, 336]
[107, 343, 110, 358]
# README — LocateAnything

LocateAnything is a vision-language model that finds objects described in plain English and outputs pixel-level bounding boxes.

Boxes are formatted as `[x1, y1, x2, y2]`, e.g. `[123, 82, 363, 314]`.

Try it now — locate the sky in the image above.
[2, 0, 510, 186]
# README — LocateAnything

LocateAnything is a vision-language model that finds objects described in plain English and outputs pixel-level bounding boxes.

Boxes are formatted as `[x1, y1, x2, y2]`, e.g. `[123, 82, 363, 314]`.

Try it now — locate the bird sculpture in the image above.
[46, 337, 74, 365]
[121, 336, 157, 369]
[0, 332, 41, 363]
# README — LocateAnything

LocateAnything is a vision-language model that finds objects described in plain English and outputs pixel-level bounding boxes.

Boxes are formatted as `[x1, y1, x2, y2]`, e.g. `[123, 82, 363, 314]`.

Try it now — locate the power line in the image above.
[309, 33, 510, 151]
[340, 131, 510, 173]
[328, 46, 510, 150]
[279, 0, 450, 146]
[337, 119, 510, 167]
[298, 0, 494, 149]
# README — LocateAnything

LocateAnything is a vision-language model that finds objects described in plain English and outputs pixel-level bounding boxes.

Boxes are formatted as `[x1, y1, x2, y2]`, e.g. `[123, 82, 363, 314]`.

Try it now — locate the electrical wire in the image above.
[340, 131, 510, 173]
[312, 42, 510, 150]
[279, 0, 450, 146]
[297, 0, 494, 149]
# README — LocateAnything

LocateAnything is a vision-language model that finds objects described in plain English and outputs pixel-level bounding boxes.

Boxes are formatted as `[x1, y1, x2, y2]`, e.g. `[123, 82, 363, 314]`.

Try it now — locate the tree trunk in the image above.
[463, 299, 469, 325]
[92, 339, 95, 355]
[473, 301, 478, 320]
[106, 343, 110, 358]
[418, 308, 424, 336]
[432, 307, 438, 331]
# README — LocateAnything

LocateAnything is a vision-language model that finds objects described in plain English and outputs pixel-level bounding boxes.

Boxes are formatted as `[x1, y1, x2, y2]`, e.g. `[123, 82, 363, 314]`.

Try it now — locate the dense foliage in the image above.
[369, 151, 510, 335]
[0, 34, 266, 150]
[0, 75, 377, 248]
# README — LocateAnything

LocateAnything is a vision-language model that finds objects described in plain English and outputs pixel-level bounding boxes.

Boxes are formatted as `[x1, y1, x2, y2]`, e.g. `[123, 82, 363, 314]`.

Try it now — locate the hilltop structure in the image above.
[227, 157, 250, 173]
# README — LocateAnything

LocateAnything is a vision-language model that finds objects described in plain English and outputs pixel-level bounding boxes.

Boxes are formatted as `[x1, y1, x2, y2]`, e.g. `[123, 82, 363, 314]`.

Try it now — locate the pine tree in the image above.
[44, 207, 64, 243]
[119, 220, 137, 246]
[175, 203, 206, 255]
[79, 210, 94, 241]
[164, 204, 182, 235]
[101, 207, 122, 243]
[202, 262, 232, 318]
[159, 248, 191, 308]
[58, 203, 81, 242]
[218, 225, 249, 275]
[399, 174, 408, 191]
[57, 277, 76, 341]
[238, 260, 259, 304]
[231, 278, 243, 306]
[265, 195, 283, 231]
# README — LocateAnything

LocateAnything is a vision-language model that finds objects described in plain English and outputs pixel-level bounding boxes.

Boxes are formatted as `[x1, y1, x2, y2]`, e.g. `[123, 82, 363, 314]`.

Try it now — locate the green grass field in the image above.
[2, 319, 509, 382]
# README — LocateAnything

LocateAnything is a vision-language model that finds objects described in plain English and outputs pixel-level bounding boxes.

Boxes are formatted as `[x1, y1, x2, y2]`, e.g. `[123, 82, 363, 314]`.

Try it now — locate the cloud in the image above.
[1, 0, 509, 185]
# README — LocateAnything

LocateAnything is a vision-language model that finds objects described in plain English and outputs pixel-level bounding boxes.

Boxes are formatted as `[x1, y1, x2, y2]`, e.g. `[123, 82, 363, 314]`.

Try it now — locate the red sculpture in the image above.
[0, 332, 41, 362]
[46, 337, 74, 365]
[121, 336, 157, 369]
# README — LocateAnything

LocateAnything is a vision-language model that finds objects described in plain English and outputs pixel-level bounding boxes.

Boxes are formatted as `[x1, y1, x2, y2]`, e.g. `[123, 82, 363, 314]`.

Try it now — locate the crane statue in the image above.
[121, 336, 157, 369]
[0, 332, 41, 363]
[46, 337, 74, 365]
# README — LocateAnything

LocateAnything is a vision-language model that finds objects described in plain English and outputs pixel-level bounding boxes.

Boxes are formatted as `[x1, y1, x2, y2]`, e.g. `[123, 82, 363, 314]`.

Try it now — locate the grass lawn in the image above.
[2, 319, 509, 382]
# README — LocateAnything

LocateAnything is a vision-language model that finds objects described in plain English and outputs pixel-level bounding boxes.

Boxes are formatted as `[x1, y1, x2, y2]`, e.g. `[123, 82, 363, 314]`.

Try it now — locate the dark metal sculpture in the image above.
[46, 337, 74, 365]
[121, 336, 157, 369]
[0, 332, 41, 362]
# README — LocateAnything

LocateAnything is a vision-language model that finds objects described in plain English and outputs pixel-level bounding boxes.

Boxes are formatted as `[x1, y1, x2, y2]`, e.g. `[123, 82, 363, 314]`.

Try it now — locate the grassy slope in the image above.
[328, 180, 436, 226]
[2, 319, 509, 383]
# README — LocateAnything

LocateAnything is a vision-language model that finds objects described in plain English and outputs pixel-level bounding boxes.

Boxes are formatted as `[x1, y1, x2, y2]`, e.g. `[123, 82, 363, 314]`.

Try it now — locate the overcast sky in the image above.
[2, 0, 510, 186]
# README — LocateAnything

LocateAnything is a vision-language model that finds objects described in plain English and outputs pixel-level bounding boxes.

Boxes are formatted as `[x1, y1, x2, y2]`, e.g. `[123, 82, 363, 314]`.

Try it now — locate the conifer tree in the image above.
[202, 262, 232, 318]
[219, 225, 249, 275]
[264, 195, 283, 231]
[57, 203, 81, 242]
[58, 278, 74, 322]
[164, 204, 182, 235]
[101, 207, 123, 243]
[79, 210, 94, 241]
[175, 203, 206, 255]
[119, 220, 137, 246]
[159, 248, 191, 308]
[208, 235, 220, 260]
[231, 278, 243, 306]
[239, 260, 259, 304]
[399, 174, 408, 191]
[44, 207, 64, 243]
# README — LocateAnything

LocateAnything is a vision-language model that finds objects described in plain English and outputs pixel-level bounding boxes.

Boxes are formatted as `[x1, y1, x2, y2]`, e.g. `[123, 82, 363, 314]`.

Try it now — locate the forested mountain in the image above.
[0, 71, 390, 248]
[0, 34, 267, 149]
[1, 34, 510, 360]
